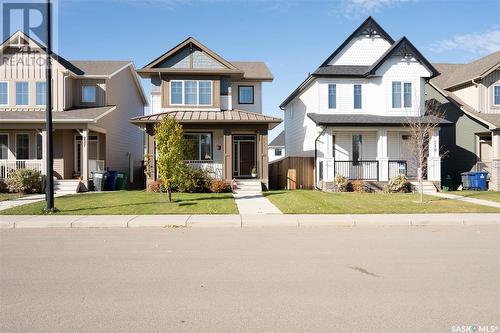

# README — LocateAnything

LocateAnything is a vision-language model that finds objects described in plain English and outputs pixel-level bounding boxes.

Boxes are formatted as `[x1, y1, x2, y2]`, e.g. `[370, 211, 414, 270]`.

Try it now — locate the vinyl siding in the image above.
[231, 81, 262, 114]
[483, 69, 500, 113]
[328, 36, 391, 66]
[453, 84, 480, 112]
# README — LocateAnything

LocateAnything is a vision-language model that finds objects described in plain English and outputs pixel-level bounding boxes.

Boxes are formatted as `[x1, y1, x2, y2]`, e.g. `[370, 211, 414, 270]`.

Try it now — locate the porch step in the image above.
[53, 179, 81, 195]
[410, 181, 437, 193]
[234, 179, 262, 194]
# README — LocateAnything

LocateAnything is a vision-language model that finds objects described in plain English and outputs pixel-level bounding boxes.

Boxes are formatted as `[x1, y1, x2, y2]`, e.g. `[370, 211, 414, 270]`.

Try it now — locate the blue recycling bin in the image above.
[106, 170, 118, 191]
[469, 172, 488, 191]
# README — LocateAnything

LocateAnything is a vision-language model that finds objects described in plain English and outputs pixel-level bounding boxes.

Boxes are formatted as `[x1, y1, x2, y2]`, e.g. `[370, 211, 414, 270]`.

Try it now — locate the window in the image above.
[36, 132, 43, 160]
[199, 81, 212, 105]
[352, 134, 362, 163]
[82, 86, 97, 103]
[238, 86, 254, 104]
[392, 82, 401, 108]
[184, 80, 197, 105]
[16, 134, 30, 159]
[0, 134, 8, 159]
[184, 133, 212, 160]
[0, 82, 8, 105]
[494, 86, 500, 105]
[353, 84, 362, 109]
[403, 82, 412, 107]
[16, 82, 29, 105]
[328, 84, 336, 109]
[274, 148, 282, 156]
[170, 80, 213, 106]
[36, 82, 46, 105]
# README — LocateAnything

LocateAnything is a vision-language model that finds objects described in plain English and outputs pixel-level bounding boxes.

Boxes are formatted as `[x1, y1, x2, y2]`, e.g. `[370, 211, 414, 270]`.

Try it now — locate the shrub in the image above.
[177, 168, 211, 193]
[385, 174, 412, 193]
[210, 179, 232, 193]
[334, 174, 352, 192]
[147, 179, 163, 193]
[352, 179, 372, 193]
[6, 169, 42, 194]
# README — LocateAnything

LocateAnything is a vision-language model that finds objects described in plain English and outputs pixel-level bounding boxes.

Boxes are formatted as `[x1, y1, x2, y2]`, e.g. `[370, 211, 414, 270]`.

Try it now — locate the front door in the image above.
[400, 133, 418, 178]
[233, 135, 256, 178]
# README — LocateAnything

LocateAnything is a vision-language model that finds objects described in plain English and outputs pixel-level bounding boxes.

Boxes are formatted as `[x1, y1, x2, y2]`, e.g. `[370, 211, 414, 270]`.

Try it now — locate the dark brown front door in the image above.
[233, 135, 256, 178]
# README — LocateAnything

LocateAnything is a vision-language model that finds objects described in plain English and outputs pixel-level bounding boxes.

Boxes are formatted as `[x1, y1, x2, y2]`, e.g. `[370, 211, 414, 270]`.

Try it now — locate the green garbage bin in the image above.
[116, 172, 127, 190]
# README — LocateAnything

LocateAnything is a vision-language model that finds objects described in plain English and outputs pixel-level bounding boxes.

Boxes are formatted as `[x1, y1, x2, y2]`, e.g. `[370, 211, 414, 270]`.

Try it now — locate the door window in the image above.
[352, 134, 362, 164]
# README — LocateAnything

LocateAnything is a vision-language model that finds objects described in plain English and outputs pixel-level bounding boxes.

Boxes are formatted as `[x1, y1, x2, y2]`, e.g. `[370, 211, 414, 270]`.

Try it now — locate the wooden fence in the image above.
[269, 157, 314, 190]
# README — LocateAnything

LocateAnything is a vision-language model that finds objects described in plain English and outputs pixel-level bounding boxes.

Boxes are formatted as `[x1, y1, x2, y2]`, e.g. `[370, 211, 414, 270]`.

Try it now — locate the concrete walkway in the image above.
[1, 213, 499, 229]
[428, 192, 500, 208]
[232, 193, 282, 214]
[0, 193, 68, 212]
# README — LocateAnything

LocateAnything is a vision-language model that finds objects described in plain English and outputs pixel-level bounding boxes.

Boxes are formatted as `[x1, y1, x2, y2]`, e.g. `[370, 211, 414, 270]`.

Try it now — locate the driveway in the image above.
[1, 226, 498, 332]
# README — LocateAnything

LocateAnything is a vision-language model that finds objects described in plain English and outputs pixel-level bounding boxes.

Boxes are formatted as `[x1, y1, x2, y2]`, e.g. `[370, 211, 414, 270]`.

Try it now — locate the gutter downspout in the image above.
[314, 126, 327, 190]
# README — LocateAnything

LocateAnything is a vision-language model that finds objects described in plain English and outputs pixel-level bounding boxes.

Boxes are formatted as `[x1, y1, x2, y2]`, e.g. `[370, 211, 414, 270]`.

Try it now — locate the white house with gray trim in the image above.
[280, 17, 449, 188]
[0, 31, 147, 191]
[268, 130, 285, 162]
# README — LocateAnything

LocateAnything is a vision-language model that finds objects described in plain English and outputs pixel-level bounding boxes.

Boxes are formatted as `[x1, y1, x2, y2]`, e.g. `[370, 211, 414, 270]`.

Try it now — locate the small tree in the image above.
[155, 116, 186, 202]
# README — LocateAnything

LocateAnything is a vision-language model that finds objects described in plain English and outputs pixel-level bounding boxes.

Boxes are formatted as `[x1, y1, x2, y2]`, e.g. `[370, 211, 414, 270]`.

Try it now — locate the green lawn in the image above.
[0, 191, 238, 215]
[0, 193, 23, 202]
[263, 190, 500, 214]
[448, 190, 500, 203]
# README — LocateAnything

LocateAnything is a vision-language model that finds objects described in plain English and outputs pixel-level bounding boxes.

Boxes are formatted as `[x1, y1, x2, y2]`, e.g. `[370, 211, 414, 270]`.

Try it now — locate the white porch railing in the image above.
[89, 159, 105, 177]
[185, 160, 223, 179]
[0, 160, 43, 180]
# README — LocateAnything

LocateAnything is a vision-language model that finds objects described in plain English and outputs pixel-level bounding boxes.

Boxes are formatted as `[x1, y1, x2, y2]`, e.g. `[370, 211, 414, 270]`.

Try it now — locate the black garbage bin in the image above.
[93, 171, 106, 191]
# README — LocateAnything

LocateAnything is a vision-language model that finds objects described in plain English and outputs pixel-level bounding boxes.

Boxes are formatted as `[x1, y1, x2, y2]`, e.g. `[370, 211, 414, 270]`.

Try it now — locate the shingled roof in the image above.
[307, 113, 452, 127]
[130, 110, 282, 129]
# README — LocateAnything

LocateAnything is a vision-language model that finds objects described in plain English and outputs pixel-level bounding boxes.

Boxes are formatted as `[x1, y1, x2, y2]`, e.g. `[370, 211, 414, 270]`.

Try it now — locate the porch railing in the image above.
[185, 160, 223, 179]
[334, 160, 379, 180]
[0, 160, 43, 180]
[388, 160, 407, 178]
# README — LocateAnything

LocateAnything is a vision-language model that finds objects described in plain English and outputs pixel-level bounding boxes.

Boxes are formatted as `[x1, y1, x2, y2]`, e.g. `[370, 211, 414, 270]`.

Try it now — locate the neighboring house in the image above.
[131, 37, 281, 187]
[428, 51, 500, 191]
[268, 130, 285, 162]
[279, 17, 449, 188]
[0, 31, 147, 190]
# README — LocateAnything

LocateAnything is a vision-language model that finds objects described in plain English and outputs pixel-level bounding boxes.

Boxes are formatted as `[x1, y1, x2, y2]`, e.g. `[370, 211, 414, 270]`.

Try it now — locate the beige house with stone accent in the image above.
[0, 31, 147, 191]
[131, 37, 281, 188]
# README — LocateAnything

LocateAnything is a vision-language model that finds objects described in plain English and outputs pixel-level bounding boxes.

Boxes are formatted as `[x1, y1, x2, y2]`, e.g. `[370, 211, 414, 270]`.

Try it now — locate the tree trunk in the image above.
[167, 187, 172, 202]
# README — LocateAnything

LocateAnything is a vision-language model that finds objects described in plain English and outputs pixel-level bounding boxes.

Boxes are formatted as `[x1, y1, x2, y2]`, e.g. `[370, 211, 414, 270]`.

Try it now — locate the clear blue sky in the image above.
[56, 0, 500, 139]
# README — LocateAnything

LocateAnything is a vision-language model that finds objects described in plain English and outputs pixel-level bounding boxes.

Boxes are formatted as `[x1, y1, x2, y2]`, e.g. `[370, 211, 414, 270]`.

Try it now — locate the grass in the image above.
[448, 190, 500, 203]
[0, 190, 238, 215]
[263, 190, 500, 214]
[0, 193, 24, 202]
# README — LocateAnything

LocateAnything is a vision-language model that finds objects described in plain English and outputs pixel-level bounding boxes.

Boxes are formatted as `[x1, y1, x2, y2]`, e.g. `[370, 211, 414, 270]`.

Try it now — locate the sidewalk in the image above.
[232, 192, 282, 214]
[428, 192, 500, 208]
[0, 193, 68, 212]
[1, 213, 499, 229]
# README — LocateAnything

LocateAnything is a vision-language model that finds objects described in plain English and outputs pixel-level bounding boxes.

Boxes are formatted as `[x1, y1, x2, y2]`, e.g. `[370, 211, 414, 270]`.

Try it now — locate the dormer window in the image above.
[82, 86, 97, 103]
[170, 80, 212, 106]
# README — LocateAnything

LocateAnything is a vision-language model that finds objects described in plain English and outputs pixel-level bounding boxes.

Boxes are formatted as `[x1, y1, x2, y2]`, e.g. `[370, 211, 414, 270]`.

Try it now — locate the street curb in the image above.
[0, 213, 499, 229]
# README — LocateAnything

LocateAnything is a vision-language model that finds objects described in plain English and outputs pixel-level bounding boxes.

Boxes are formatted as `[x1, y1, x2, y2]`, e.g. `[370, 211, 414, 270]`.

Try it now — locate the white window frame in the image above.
[170, 80, 213, 106]
[353, 84, 362, 110]
[15, 81, 29, 105]
[493, 85, 500, 106]
[327, 83, 337, 109]
[274, 148, 282, 156]
[81, 85, 97, 103]
[0, 81, 9, 106]
[391, 81, 413, 110]
[0, 133, 9, 160]
[35, 82, 46, 106]
[15, 133, 31, 160]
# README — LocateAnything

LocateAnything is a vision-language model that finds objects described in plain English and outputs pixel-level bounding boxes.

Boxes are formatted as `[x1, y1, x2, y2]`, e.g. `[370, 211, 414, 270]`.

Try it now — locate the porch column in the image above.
[258, 128, 269, 187]
[490, 130, 500, 191]
[223, 129, 232, 182]
[39, 130, 47, 175]
[81, 129, 89, 181]
[323, 129, 335, 181]
[377, 130, 389, 181]
[427, 128, 441, 182]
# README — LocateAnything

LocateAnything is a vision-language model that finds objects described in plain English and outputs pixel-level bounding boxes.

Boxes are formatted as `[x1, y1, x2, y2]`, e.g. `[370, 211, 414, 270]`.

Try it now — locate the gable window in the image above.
[16, 134, 30, 159]
[328, 84, 336, 109]
[16, 82, 29, 105]
[494, 86, 500, 106]
[274, 148, 282, 156]
[392, 82, 401, 108]
[82, 86, 97, 103]
[353, 84, 362, 109]
[0, 134, 8, 159]
[184, 133, 212, 161]
[0, 82, 8, 105]
[403, 82, 412, 107]
[238, 86, 254, 104]
[170, 80, 212, 106]
[36, 82, 46, 105]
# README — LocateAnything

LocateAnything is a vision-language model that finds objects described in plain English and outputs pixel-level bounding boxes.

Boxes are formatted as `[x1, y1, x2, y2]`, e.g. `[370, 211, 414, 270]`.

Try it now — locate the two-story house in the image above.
[0, 31, 147, 192]
[131, 37, 281, 188]
[279, 17, 449, 189]
[428, 51, 500, 191]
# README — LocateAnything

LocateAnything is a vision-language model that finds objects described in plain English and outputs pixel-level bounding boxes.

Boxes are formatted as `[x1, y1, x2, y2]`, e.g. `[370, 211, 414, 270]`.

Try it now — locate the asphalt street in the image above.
[1, 225, 499, 332]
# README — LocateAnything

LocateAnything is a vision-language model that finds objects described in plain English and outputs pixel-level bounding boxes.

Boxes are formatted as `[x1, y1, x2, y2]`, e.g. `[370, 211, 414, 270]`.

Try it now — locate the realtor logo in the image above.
[1, 0, 58, 55]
